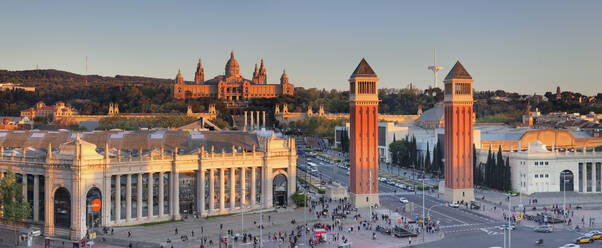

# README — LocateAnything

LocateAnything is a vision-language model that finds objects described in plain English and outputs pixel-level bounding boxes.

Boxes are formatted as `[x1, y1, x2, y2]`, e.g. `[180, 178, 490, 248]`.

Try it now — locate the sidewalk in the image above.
[471, 189, 602, 230]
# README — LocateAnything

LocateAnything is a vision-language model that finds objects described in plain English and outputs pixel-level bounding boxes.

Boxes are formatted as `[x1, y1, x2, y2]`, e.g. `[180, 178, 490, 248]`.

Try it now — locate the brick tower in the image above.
[443, 61, 475, 203]
[348, 58, 380, 208]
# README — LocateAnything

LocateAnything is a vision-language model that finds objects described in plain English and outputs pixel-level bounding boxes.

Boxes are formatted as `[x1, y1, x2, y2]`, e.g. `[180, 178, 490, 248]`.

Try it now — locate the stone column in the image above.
[148, 173, 153, 218]
[103, 174, 111, 225]
[262, 111, 266, 129]
[137, 173, 143, 220]
[169, 171, 173, 216]
[241, 167, 246, 206]
[199, 170, 205, 214]
[126, 174, 132, 222]
[33, 175, 39, 222]
[159, 172, 164, 217]
[264, 166, 273, 208]
[43, 173, 54, 236]
[209, 169, 215, 212]
[22, 174, 27, 202]
[219, 168, 225, 210]
[115, 175, 121, 222]
[173, 171, 180, 219]
[250, 111, 254, 130]
[230, 168, 236, 210]
[244, 111, 248, 131]
[288, 156, 297, 203]
[256, 111, 260, 129]
[251, 167, 256, 206]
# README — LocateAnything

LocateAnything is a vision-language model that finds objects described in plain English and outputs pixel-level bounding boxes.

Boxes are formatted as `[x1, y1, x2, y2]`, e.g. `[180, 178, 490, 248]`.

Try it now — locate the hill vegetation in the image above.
[0, 69, 600, 128]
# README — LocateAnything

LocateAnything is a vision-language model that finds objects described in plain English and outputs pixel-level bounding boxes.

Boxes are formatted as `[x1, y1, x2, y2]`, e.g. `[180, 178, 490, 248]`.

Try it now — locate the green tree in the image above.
[340, 128, 349, 153]
[496, 146, 504, 190]
[0, 167, 31, 223]
[486, 147, 493, 188]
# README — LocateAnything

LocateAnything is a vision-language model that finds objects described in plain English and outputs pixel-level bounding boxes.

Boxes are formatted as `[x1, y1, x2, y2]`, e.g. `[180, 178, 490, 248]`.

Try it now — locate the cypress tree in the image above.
[496, 146, 504, 190]
[486, 148, 493, 188]
[505, 157, 512, 190]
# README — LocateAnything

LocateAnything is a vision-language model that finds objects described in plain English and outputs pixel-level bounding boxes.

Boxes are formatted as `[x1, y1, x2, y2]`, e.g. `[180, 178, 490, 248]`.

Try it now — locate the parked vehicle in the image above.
[534, 225, 552, 233]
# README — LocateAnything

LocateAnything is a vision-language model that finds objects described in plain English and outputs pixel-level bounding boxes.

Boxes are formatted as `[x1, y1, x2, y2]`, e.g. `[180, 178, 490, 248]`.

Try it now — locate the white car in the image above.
[496, 224, 516, 230]
[399, 197, 409, 204]
[558, 244, 580, 248]
[448, 202, 460, 208]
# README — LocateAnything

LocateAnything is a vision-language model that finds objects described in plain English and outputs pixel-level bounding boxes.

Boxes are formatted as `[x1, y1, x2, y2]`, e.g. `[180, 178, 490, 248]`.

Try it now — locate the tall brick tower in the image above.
[349, 58, 380, 208]
[443, 61, 475, 203]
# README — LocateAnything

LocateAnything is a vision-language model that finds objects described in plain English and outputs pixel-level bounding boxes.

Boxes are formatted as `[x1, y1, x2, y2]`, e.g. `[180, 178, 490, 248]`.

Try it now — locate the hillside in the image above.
[0, 69, 173, 87]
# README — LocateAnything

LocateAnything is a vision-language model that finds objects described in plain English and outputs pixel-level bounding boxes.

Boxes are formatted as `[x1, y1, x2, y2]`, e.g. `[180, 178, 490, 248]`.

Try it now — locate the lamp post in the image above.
[304, 190, 308, 247]
[260, 200, 263, 248]
[422, 177, 425, 243]
[563, 172, 568, 222]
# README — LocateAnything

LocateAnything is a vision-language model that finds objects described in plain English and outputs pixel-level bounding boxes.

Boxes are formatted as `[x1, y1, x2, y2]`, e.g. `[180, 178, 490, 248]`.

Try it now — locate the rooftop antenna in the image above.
[85, 56, 88, 86]
[428, 48, 443, 89]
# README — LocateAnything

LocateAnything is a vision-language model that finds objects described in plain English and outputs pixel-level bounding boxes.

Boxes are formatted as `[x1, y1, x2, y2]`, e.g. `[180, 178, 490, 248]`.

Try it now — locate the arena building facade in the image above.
[0, 129, 296, 241]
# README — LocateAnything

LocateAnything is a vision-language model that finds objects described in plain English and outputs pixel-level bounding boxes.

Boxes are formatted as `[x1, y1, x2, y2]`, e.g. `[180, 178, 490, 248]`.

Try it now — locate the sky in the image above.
[1, 1, 601, 95]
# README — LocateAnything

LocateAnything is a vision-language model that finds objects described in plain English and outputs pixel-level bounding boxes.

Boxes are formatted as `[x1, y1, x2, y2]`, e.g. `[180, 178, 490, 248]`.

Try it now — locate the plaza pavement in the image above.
[90, 200, 441, 248]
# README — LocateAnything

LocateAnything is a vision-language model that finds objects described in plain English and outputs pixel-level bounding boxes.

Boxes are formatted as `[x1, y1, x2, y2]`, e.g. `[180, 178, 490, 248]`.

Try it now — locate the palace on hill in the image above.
[173, 51, 294, 106]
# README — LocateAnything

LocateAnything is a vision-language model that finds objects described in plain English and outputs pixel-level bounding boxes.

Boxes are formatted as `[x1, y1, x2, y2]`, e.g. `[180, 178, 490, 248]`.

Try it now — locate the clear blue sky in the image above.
[1, 1, 601, 94]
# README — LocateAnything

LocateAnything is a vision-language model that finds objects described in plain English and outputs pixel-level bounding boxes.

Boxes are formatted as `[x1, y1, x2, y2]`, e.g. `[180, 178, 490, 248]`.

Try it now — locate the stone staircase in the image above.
[53, 228, 70, 239]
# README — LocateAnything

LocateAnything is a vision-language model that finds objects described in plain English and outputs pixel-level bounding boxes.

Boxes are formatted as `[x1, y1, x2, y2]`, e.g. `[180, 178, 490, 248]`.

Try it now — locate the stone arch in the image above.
[54, 187, 71, 229]
[85, 186, 102, 230]
[273, 173, 288, 207]
[560, 170, 574, 192]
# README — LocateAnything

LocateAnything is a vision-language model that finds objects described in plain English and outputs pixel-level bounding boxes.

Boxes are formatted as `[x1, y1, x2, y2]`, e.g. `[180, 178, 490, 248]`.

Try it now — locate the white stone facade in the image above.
[0, 130, 296, 241]
[477, 141, 602, 195]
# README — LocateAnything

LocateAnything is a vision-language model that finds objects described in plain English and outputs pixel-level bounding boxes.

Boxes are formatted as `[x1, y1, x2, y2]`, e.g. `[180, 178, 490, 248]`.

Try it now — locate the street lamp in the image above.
[422, 177, 425, 243]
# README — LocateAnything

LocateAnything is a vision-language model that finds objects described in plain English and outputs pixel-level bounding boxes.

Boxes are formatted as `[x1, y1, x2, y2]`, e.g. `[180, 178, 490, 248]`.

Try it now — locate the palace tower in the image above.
[444, 61, 475, 203]
[348, 59, 380, 208]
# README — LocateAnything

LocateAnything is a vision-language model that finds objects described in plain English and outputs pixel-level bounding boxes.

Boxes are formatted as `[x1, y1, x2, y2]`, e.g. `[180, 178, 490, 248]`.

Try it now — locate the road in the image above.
[298, 154, 591, 247]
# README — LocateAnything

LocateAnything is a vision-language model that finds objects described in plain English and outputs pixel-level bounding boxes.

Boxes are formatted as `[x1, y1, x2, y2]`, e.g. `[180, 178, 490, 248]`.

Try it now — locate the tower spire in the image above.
[195, 57, 204, 84]
[428, 48, 443, 89]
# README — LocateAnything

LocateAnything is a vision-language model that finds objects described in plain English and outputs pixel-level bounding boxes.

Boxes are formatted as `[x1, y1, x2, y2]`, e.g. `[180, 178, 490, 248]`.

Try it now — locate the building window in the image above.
[545, 162, 549, 165]
[535, 162, 538, 165]
[545, 174, 549, 178]
[579, 163, 583, 192]
[535, 175, 538, 178]
[587, 162, 593, 192]
[596, 162, 602, 192]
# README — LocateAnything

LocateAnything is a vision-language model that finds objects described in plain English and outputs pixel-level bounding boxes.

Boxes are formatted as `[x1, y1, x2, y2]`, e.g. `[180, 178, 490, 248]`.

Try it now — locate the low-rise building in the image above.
[505, 140, 601, 195]
[20, 101, 77, 121]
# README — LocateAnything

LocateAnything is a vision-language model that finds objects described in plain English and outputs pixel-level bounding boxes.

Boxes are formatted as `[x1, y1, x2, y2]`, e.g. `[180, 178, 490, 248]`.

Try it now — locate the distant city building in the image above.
[0, 83, 35, 92]
[0, 129, 297, 240]
[20, 101, 77, 121]
[173, 52, 294, 107]
[0, 117, 33, 130]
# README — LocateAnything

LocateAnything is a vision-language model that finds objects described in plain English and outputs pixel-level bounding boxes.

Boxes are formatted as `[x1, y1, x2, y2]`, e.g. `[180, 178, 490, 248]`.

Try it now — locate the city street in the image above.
[301, 153, 601, 248]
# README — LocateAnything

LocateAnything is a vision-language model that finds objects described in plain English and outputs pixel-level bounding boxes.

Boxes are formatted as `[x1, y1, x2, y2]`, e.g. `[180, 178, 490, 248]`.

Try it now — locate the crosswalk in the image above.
[439, 223, 504, 235]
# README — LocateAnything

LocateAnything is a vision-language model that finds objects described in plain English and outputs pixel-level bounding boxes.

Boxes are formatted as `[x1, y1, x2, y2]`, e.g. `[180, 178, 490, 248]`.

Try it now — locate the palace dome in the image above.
[225, 51, 240, 77]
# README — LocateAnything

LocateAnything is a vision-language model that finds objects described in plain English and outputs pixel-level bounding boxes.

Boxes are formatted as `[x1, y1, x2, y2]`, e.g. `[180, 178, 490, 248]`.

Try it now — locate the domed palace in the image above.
[173, 51, 294, 106]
